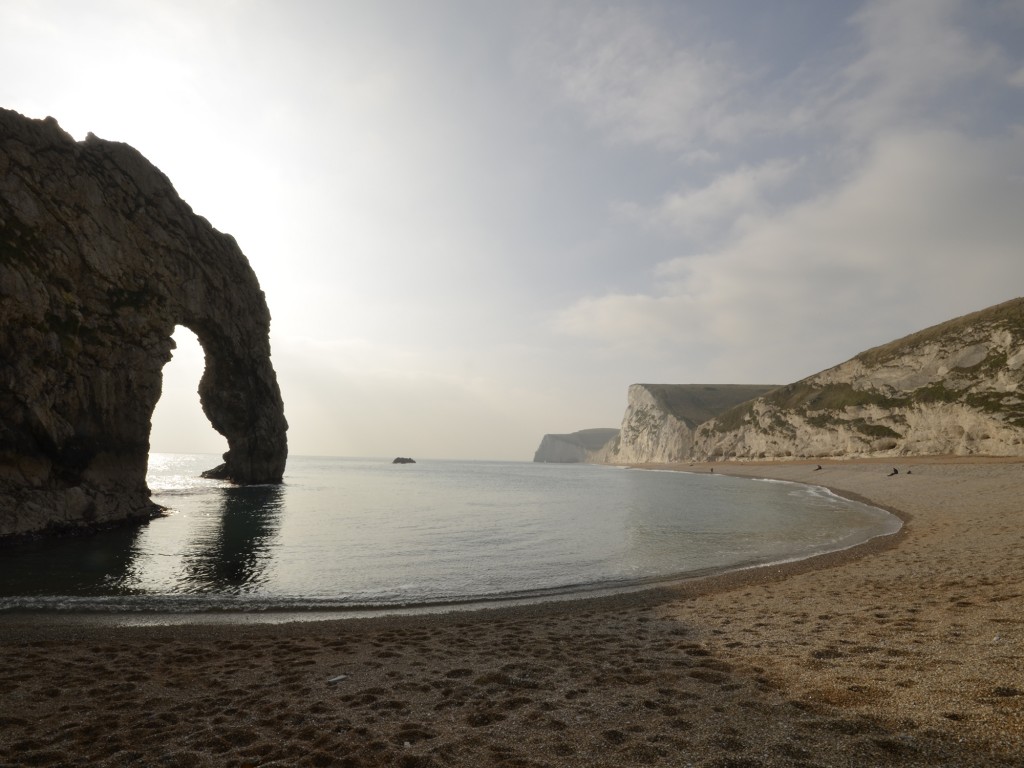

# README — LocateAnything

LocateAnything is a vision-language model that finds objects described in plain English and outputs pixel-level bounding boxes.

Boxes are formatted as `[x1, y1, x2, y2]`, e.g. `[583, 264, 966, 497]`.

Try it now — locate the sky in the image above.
[2, 0, 1023, 461]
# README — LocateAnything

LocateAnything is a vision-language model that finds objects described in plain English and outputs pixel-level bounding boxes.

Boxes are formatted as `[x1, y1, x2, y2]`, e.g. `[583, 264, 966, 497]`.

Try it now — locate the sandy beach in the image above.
[1, 457, 1021, 767]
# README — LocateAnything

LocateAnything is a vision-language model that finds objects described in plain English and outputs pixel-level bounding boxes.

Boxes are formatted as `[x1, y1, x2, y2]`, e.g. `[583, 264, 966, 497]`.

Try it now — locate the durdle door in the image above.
[0, 108, 288, 538]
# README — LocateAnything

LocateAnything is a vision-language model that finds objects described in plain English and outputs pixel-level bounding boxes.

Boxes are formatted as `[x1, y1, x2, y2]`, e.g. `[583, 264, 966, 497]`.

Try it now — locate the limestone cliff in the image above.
[533, 428, 619, 463]
[606, 384, 778, 464]
[692, 297, 1024, 460]
[0, 109, 288, 538]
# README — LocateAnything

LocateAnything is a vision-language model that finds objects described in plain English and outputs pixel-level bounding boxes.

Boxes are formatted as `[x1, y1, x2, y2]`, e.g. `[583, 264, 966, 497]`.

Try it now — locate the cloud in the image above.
[529, 5, 749, 151]
[833, 0, 1011, 138]
[616, 158, 799, 238]
[551, 0, 1024, 384]
[534, 0, 1021, 163]
[554, 293, 692, 345]
[556, 128, 1024, 381]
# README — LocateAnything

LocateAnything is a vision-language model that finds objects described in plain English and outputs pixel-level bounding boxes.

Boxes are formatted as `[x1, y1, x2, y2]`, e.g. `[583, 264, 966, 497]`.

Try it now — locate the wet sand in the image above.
[1, 457, 1021, 766]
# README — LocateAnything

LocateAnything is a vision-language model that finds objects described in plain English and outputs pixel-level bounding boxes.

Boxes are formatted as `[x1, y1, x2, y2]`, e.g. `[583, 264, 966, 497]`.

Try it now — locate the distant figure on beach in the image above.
[887, 467, 898, 476]
[709, 467, 713, 473]
[814, 465, 822, 471]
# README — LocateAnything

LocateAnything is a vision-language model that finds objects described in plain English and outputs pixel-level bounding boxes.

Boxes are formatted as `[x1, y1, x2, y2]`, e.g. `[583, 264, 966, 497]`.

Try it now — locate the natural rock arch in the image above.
[0, 109, 288, 538]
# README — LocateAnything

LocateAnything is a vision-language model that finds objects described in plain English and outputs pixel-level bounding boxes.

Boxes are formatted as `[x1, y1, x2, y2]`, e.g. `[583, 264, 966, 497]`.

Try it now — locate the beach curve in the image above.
[1, 456, 1021, 766]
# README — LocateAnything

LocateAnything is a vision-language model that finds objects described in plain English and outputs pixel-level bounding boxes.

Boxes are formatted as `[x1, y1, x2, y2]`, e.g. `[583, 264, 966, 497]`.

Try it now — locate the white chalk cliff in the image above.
[606, 384, 778, 464]
[692, 298, 1024, 460]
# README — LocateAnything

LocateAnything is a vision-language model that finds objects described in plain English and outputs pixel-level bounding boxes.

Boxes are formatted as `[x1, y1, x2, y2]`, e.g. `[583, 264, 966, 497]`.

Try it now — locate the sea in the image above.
[0, 454, 901, 616]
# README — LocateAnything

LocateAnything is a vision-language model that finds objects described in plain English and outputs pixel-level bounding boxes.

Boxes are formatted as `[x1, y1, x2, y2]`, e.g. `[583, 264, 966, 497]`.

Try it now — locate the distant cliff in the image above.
[606, 384, 778, 464]
[692, 297, 1024, 460]
[533, 428, 620, 463]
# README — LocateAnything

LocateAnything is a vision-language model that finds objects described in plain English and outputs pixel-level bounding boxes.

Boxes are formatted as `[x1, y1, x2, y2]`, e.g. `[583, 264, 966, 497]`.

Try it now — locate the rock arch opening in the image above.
[149, 326, 228, 459]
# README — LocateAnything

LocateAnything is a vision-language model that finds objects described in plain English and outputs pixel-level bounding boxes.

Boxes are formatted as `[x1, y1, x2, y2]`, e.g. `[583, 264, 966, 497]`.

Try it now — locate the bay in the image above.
[0, 454, 900, 613]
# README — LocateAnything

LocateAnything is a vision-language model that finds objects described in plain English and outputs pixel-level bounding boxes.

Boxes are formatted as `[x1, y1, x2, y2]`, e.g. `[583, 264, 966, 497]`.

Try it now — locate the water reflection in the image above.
[0, 520, 143, 597]
[0, 483, 285, 601]
[182, 484, 285, 593]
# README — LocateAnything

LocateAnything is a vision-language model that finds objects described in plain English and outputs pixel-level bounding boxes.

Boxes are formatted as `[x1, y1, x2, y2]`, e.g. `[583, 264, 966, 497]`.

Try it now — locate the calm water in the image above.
[0, 454, 900, 613]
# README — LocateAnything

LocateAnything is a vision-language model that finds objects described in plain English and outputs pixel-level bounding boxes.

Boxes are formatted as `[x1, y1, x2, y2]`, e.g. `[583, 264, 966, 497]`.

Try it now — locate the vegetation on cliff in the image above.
[547, 298, 1024, 464]
[696, 297, 1024, 459]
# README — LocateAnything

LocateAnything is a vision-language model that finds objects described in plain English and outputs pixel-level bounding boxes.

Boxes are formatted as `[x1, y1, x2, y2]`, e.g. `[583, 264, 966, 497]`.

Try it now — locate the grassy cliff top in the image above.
[853, 296, 1024, 368]
[707, 297, 1024, 432]
[547, 428, 620, 451]
[637, 384, 779, 426]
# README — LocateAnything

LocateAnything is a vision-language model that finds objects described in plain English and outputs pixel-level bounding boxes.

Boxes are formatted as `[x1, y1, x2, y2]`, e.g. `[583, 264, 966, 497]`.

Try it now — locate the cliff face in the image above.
[609, 384, 778, 464]
[533, 428, 619, 463]
[0, 109, 288, 538]
[692, 298, 1024, 460]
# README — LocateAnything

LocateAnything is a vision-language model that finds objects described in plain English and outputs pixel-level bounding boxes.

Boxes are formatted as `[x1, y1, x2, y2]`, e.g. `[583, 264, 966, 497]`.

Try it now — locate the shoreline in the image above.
[0, 460, 905, 625]
[2, 456, 1022, 766]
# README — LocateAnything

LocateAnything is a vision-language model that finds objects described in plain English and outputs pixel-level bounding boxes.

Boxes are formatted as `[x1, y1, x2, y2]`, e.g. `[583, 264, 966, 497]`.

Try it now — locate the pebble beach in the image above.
[1, 457, 1021, 767]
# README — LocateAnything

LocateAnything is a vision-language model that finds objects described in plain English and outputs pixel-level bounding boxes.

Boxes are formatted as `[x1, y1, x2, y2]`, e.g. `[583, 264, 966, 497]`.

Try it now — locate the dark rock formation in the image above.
[392, 457, 416, 464]
[0, 109, 288, 538]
